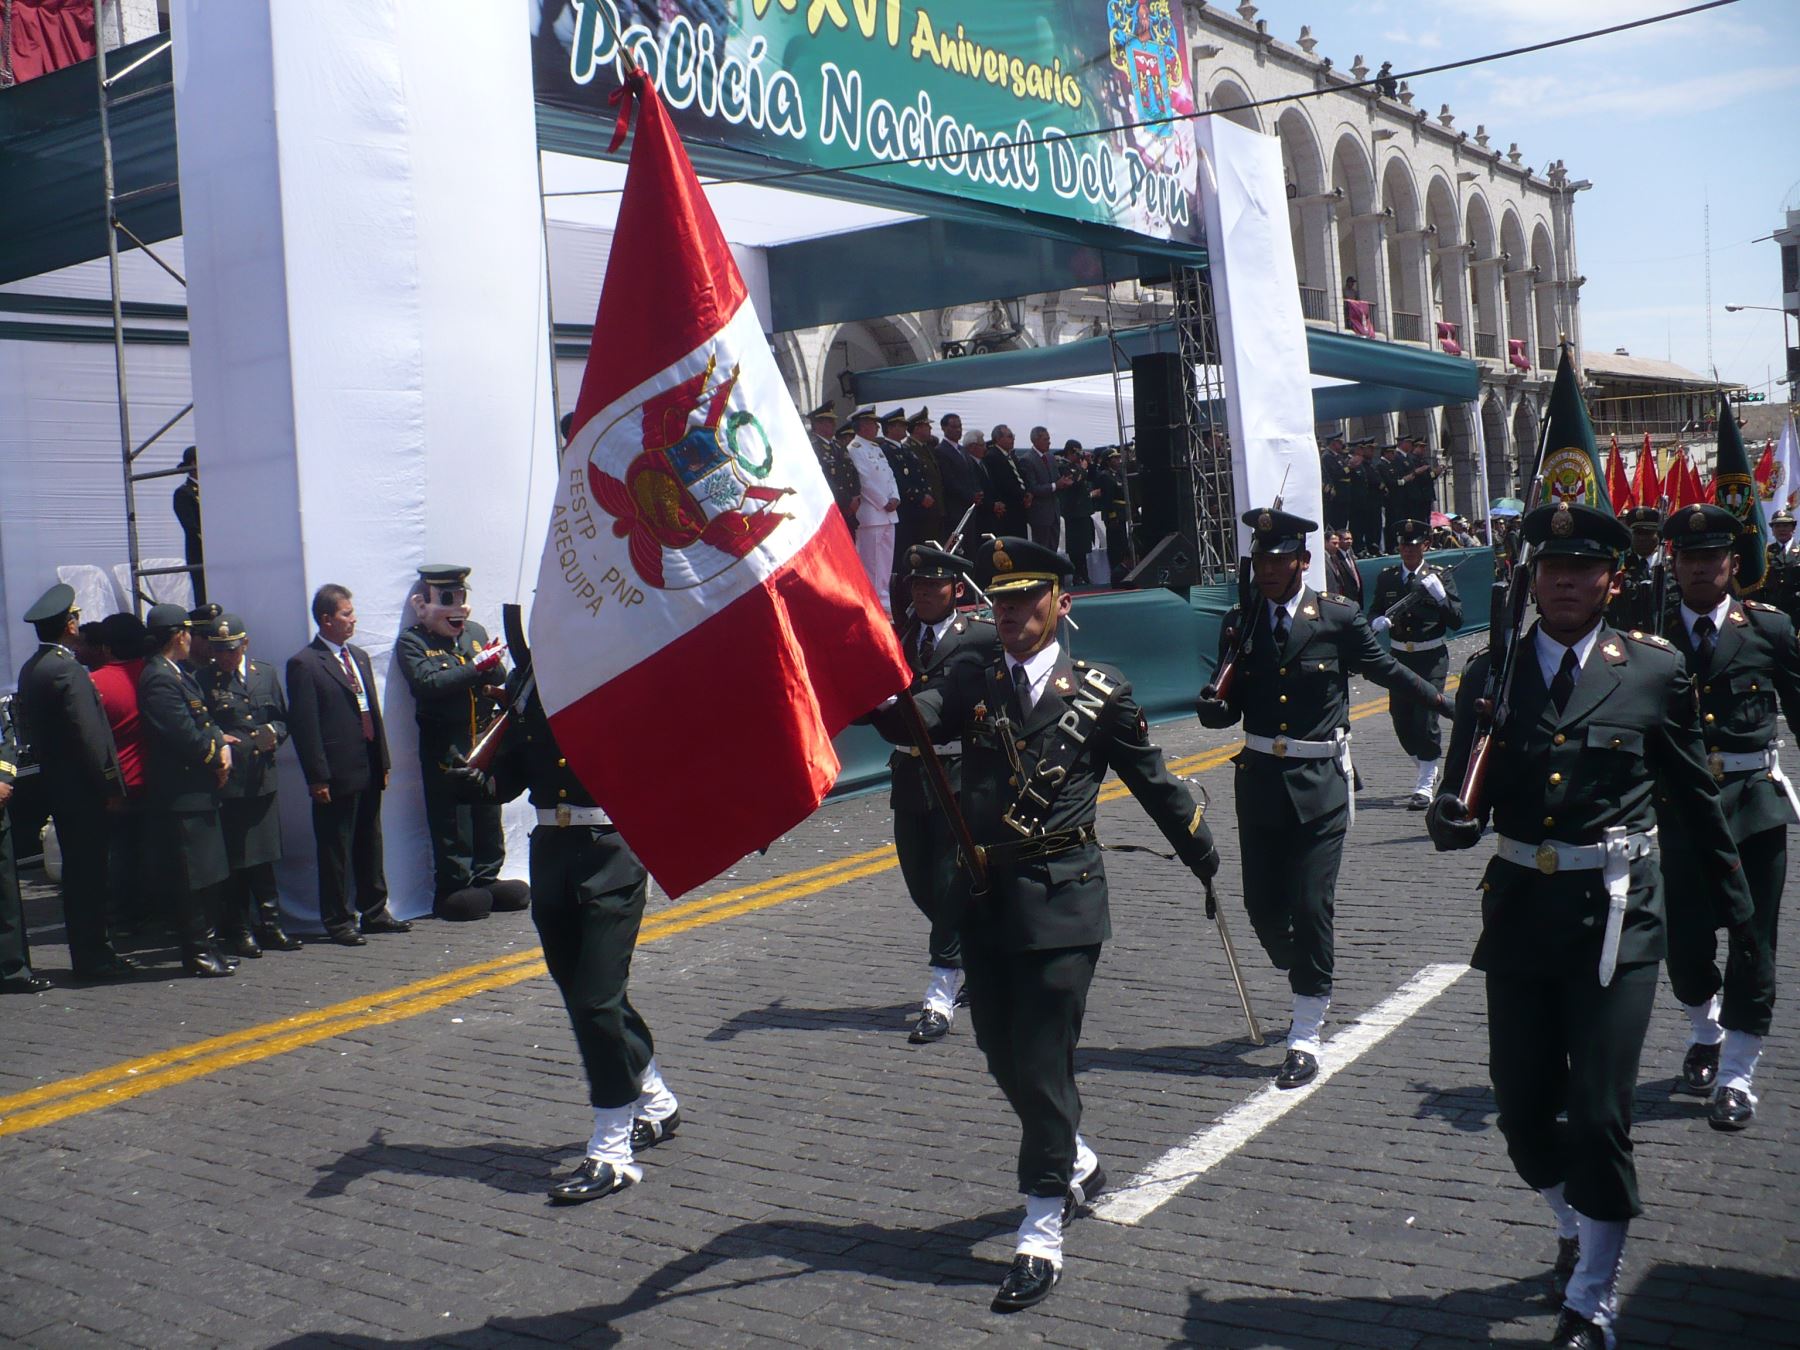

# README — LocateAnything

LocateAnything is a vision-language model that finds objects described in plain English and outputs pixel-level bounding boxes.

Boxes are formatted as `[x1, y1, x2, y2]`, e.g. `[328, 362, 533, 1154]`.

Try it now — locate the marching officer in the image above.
[1764, 507, 1799, 622]
[1196, 509, 1448, 1089]
[806, 401, 860, 535]
[396, 566, 528, 921]
[1657, 503, 1800, 1131]
[886, 544, 999, 1043]
[16, 583, 134, 979]
[197, 613, 300, 956]
[876, 537, 1220, 1313]
[1427, 501, 1753, 1350]
[1609, 506, 1667, 633]
[1367, 519, 1464, 808]
[450, 640, 682, 1204]
[138, 604, 236, 977]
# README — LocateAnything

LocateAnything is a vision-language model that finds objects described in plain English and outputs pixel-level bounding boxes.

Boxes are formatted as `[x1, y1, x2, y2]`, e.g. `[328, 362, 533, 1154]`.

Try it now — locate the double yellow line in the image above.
[2, 680, 1441, 1138]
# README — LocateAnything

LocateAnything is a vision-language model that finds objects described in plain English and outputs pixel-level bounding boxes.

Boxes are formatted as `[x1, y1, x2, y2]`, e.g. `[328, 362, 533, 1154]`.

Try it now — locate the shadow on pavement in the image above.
[1077, 1036, 1275, 1082]
[704, 996, 920, 1041]
[307, 1128, 582, 1200]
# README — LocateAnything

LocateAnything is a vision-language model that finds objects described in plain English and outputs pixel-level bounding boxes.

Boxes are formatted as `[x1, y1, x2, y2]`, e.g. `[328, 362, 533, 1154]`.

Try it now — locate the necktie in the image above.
[1692, 615, 1716, 679]
[1271, 605, 1290, 651]
[1011, 661, 1032, 715]
[915, 624, 935, 674]
[340, 648, 375, 741]
[1549, 647, 1580, 713]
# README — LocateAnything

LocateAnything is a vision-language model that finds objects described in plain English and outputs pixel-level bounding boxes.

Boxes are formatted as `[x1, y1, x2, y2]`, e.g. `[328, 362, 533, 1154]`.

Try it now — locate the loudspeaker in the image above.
[1132, 351, 1198, 541]
[1122, 530, 1199, 592]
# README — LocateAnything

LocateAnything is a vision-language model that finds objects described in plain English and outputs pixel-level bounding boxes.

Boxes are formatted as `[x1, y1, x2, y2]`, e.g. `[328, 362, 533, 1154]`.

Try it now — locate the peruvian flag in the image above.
[1628, 431, 1662, 511]
[1606, 434, 1633, 513]
[529, 74, 909, 897]
[1764, 417, 1800, 526]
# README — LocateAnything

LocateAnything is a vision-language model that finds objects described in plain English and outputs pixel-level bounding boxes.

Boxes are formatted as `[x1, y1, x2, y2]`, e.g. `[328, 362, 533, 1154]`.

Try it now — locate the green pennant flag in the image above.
[1534, 346, 1611, 513]
[1712, 390, 1768, 591]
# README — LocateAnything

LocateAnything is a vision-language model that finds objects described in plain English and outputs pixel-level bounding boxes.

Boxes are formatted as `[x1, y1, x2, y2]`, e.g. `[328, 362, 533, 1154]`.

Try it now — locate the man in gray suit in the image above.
[1015, 426, 1066, 549]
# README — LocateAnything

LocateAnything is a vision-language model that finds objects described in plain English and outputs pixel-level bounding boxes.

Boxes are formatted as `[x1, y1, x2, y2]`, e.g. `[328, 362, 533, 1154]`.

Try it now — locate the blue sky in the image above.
[1263, 0, 1799, 398]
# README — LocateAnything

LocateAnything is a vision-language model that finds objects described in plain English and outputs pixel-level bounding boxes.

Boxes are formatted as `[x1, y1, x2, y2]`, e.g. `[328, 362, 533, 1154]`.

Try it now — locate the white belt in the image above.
[1495, 827, 1657, 987]
[536, 805, 611, 827]
[1708, 742, 1800, 820]
[1391, 636, 1447, 653]
[900, 741, 962, 757]
[1244, 729, 1356, 828]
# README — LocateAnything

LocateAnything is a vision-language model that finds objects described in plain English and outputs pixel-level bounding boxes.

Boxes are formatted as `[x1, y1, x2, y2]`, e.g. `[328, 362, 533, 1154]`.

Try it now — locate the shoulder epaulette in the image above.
[1745, 600, 1781, 614]
[1320, 592, 1355, 609]
[1624, 629, 1673, 649]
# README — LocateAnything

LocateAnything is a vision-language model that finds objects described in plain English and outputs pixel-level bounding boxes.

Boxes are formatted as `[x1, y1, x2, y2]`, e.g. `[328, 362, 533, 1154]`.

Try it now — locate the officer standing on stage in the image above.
[1320, 433, 1350, 532]
[1427, 501, 1753, 1350]
[138, 604, 236, 977]
[881, 408, 933, 613]
[1367, 519, 1463, 808]
[886, 544, 998, 1044]
[1610, 506, 1667, 633]
[807, 401, 860, 535]
[1656, 503, 1800, 1131]
[876, 537, 1219, 1313]
[905, 409, 949, 546]
[1197, 509, 1448, 1089]
[451, 645, 682, 1204]
[197, 613, 301, 956]
[1346, 441, 1382, 556]
[16, 584, 134, 979]
[396, 566, 528, 921]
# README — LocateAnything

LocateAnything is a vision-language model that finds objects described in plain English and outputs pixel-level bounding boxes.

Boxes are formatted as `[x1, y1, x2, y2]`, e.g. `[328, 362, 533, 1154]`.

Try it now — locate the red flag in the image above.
[1667, 447, 1702, 509]
[1606, 434, 1632, 513]
[1756, 441, 1777, 500]
[1628, 432, 1662, 510]
[529, 74, 909, 897]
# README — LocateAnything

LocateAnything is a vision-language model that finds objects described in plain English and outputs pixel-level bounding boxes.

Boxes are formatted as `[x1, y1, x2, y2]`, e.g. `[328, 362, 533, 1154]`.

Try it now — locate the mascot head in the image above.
[411, 564, 472, 639]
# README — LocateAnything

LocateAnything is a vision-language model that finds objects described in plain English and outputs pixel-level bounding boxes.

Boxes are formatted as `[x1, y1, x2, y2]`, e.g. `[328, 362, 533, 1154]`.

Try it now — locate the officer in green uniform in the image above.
[1197, 508, 1448, 1088]
[1764, 507, 1799, 623]
[396, 566, 527, 921]
[887, 543, 999, 1044]
[1367, 518, 1464, 808]
[451, 644, 681, 1205]
[806, 401, 860, 535]
[1656, 503, 1800, 1131]
[906, 408, 949, 546]
[138, 604, 236, 977]
[1320, 433, 1350, 532]
[880, 408, 934, 614]
[1608, 506, 1667, 633]
[1427, 501, 1754, 1350]
[198, 613, 300, 957]
[187, 602, 222, 672]
[877, 537, 1219, 1313]
[0, 716, 51, 993]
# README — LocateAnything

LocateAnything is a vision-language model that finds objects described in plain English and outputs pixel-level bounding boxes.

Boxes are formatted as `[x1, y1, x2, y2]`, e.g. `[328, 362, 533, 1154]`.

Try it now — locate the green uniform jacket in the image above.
[887, 615, 1001, 813]
[1660, 598, 1800, 842]
[1442, 622, 1753, 978]
[1369, 560, 1463, 642]
[15, 643, 121, 812]
[907, 434, 949, 544]
[138, 653, 228, 813]
[396, 622, 504, 768]
[811, 432, 860, 528]
[198, 659, 289, 800]
[1200, 587, 1445, 822]
[895, 654, 1215, 953]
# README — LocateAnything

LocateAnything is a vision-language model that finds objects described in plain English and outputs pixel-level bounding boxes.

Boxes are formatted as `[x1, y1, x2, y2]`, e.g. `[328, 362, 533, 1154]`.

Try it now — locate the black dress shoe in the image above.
[1276, 1048, 1319, 1089]
[954, 984, 970, 1008]
[1550, 1306, 1608, 1349]
[1679, 1041, 1720, 1095]
[360, 913, 412, 935]
[631, 1109, 681, 1151]
[221, 931, 263, 959]
[486, 879, 531, 911]
[548, 1158, 636, 1204]
[1063, 1164, 1107, 1224]
[183, 950, 236, 978]
[991, 1255, 1060, 1313]
[1708, 1086, 1755, 1131]
[215, 948, 241, 969]
[328, 929, 368, 947]
[256, 926, 303, 951]
[2, 974, 52, 994]
[1549, 1236, 1580, 1305]
[71, 954, 139, 981]
[909, 1008, 951, 1044]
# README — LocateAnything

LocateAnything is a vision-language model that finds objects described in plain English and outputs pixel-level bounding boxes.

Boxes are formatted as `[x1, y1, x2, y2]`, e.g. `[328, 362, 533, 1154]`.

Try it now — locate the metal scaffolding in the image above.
[1174, 264, 1238, 581]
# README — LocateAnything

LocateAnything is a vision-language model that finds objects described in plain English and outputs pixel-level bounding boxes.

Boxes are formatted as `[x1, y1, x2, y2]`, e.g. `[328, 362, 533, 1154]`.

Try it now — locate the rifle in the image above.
[1200, 556, 1256, 702]
[463, 603, 534, 775]
[1648, 492, 1671, 626]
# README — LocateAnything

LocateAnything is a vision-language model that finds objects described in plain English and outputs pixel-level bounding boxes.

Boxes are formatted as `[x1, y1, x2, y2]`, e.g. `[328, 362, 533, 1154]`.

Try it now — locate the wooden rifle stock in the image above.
[1201, 558, 1255, 702]
[897, 687, 987, 892]
[463, 707, 513, 774]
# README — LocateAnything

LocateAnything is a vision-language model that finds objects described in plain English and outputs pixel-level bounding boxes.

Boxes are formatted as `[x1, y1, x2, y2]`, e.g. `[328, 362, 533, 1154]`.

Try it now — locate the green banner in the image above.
[1713, 391, 1769, 591]
[534, 0, 1205, 247]
[1535, 346, 1610, 512]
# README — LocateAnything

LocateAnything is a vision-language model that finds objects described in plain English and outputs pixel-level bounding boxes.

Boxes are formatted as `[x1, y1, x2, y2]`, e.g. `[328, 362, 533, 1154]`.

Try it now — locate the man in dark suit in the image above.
[876, 538, 1219, 1312]
[15, 584, 134, 979]
[1324, 529, 1363, 603]
[138, 604, 235, 977]
[286, 583, 410, 944]
[1016, 426, 1064, 548]
[933, 413, 985, 539]
[173, 446, 206, 605]
[983, 426, 1029, 537]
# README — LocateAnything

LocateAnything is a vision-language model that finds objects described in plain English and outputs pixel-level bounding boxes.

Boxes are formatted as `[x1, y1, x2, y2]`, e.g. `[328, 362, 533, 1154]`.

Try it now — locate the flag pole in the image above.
[894, 689, 988, 894]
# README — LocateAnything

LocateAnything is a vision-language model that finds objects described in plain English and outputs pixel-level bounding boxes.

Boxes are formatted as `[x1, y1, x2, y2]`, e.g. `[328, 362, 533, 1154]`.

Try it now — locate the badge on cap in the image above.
[992, 548, 1013, 572]
[907, 551, 921, 570]
[1551, 502, 1574, 537]
[1689, 508, 1706, 532]
[1258, 511, 1273, 532]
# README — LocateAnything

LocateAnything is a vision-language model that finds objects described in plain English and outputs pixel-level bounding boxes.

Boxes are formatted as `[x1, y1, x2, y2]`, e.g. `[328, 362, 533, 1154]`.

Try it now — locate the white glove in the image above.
[1421, 573, 1446, 602]
[1371, 615, 1392, 634]
[474, 640, 508, 672]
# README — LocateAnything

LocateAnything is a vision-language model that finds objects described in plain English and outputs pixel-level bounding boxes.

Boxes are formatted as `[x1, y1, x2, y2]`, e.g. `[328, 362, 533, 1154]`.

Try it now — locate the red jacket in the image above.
[89, 657, 147, 795]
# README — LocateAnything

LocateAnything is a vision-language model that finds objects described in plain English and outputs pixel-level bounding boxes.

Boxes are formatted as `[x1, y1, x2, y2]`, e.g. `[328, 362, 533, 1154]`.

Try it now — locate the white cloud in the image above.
[1382, 27, 1445, 49]
[1474, 64, 1800, 123]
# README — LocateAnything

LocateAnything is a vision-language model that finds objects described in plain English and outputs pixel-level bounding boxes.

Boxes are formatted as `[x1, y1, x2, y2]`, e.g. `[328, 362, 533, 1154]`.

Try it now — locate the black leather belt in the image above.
[978, 823, 1097, 866]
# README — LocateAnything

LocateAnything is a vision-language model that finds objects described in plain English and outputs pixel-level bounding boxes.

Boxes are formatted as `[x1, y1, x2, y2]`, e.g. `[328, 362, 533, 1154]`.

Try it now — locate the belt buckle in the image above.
[555, 804, 571, 827]
[1534, 842, 1560, 875]
[1706, 751, 1725, 783]
[1272, 735, 1289, 759]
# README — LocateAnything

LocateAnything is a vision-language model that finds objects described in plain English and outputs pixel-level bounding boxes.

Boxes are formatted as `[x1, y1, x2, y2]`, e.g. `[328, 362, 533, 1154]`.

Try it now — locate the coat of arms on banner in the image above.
[1109, 0, 1187, 132]
[588, 354, 792, 591]
[1541, 446, 1597, 506]
[1716, 472, 1755, 524]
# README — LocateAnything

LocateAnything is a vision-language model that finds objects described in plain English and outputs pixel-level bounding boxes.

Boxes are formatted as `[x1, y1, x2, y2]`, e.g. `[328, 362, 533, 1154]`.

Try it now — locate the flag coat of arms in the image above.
[1764, 415, 1800, 527]
[530, 73, 909, 897]
[1534, 348, 1610, 512]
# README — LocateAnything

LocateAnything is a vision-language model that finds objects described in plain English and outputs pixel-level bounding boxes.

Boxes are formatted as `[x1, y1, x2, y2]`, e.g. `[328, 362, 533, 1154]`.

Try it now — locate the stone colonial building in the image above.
[772, 1, 1587, 521]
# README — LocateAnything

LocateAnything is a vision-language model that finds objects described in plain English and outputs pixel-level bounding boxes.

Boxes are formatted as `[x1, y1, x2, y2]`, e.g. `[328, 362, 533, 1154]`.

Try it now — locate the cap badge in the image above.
[992, 548, 1013, 572]
[1551, 504, 1574, 537]
[907, 551, 921, 570]
[1257, 511, 1273, 532]
[1689, 508, 1706, 532]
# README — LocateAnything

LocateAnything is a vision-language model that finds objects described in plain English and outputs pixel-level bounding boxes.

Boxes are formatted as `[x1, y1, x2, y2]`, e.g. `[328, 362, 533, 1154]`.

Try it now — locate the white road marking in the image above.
[1096, 962, 1470, 1226]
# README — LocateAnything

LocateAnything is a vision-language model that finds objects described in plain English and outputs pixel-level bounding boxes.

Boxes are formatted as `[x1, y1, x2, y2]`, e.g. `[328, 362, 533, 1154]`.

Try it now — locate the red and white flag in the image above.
[530, 74, 909, 897]
[1766, 417, 1800, 526]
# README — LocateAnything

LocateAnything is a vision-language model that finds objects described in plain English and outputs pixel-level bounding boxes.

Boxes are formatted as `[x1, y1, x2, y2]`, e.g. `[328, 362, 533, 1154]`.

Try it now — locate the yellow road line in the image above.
[3, 671, 1459, 1138]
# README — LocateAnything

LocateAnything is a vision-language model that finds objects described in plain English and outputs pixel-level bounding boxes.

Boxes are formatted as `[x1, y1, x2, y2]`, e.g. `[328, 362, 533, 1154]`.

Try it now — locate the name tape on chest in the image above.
[1002, 665, 1118, 838]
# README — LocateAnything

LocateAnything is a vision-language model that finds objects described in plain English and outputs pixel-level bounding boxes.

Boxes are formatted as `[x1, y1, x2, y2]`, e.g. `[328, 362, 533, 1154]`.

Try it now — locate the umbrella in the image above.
[1490, 497, 1525, 518]
[1430, 511, 1452, 528]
